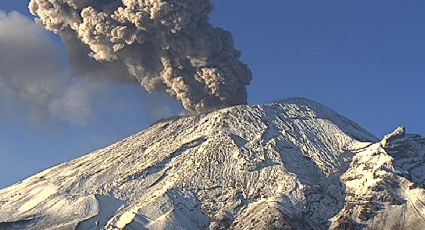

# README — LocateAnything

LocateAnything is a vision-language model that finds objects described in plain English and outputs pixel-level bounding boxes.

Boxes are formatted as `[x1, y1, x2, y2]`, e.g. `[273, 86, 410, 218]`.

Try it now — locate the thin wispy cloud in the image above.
[0, 11, 94, 125]
[0, 11, 180, 126]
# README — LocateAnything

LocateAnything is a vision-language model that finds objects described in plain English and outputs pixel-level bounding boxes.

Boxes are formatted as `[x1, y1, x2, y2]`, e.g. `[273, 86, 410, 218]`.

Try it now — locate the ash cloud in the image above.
[28, 0, 253, 112]
[0, 11, 93, 125]
[1, 11, 174, 125]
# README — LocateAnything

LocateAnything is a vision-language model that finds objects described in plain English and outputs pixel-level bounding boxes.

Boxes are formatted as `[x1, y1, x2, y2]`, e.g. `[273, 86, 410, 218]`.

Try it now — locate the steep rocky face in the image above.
[0, 98, 423, 230]
[332, 128, 425, 229]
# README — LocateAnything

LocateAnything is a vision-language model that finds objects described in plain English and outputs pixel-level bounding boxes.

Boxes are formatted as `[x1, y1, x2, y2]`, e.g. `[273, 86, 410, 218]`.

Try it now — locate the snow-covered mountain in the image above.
[1, 98, 424, 230]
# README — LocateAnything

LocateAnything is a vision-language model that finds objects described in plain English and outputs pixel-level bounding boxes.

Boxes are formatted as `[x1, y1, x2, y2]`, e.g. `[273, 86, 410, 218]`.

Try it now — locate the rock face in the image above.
[0, 98, 424, 230]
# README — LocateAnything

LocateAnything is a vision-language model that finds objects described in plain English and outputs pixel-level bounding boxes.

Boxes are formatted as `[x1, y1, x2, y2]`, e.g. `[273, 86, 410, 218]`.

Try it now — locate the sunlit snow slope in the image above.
[1, 98, 424, 230]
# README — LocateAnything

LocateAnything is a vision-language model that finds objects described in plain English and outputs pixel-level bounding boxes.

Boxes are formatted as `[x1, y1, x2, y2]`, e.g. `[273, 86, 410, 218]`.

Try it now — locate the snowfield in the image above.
[0, 98, 424, 229]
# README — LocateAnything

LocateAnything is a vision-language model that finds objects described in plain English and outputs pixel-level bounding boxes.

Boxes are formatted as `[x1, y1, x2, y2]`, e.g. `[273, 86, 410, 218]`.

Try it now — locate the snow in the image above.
[0, 98, 424, 229]
[18, 184, 58, 213]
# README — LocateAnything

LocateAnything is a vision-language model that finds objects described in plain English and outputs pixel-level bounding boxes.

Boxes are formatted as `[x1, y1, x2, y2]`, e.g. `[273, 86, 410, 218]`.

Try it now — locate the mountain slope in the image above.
[1, 98, 424, 230]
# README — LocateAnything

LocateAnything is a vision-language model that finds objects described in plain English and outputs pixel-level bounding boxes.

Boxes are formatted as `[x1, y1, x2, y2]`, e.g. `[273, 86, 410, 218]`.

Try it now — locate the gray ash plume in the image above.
[29, 0, 252, 112]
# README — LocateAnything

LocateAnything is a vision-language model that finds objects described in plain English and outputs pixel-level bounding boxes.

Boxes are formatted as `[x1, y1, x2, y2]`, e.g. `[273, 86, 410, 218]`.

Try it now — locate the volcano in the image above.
[1, 98, 424, 229]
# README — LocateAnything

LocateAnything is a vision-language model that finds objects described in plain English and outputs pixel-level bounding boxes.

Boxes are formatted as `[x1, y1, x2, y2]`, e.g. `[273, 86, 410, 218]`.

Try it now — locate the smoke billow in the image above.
[28, 0, 253, 112]
[0, 10, 175, 125]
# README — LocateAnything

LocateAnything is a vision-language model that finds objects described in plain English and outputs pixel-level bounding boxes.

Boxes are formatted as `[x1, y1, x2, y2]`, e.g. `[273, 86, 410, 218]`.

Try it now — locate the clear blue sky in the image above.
[0, 0, 424, 188]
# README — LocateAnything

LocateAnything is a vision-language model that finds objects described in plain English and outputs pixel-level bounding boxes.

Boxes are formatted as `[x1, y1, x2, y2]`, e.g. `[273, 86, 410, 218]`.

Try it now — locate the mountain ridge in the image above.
[1, 98, 424, 230]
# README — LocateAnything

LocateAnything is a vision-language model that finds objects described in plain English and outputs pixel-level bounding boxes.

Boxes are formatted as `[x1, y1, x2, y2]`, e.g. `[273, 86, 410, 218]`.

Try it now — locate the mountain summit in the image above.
[1, 98, 424, 230]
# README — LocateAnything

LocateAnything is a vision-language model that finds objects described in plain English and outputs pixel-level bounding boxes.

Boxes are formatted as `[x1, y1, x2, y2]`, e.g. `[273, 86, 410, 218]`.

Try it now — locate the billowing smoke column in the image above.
[29, 0, 252, 112]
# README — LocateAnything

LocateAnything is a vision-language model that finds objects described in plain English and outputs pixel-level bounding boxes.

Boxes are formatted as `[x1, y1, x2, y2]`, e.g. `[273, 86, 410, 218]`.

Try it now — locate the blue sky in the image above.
[0, 0, 424, 188]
